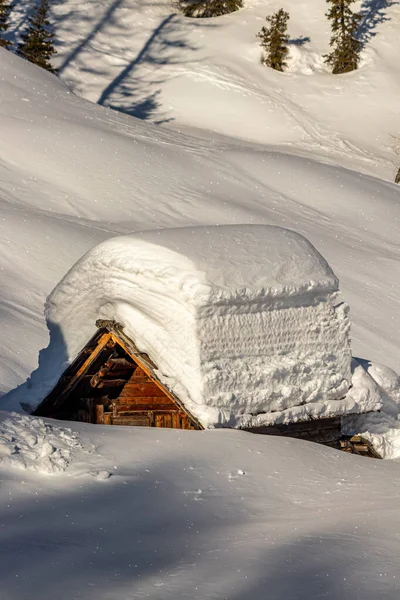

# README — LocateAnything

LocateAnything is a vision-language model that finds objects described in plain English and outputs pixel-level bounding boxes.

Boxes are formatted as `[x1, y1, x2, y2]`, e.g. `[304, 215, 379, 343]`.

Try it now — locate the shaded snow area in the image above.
[11, 224, 360, 428]
[2, 424, 400, 599]
[0, 412, 84, 474]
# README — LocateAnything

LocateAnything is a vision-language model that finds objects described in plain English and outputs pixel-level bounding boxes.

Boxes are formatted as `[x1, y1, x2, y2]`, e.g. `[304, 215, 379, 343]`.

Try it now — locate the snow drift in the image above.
[0, 412, 85, 474]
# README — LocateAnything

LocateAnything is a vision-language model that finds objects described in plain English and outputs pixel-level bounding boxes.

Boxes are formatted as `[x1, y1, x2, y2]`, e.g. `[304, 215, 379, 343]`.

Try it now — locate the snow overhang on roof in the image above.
[55, 224, 338, 308]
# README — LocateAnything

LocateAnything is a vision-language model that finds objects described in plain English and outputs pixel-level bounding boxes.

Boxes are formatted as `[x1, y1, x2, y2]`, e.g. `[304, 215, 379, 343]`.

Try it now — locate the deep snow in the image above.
[0, 0, 400, 596]
[2, 414, 400, 599]
[27, 224, 355, 428]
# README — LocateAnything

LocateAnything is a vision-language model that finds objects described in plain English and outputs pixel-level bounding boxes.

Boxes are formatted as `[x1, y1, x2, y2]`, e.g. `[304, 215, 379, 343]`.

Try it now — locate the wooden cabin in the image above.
[34, 320, 202, 430]
[33, 320, 380, 457]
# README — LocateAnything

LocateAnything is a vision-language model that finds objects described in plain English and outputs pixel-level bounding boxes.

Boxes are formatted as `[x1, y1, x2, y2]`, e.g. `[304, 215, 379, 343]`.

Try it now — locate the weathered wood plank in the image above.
[244, 417, 341, 436]
[96, 378, 127, 389]
[123, 377, 157, 386]
[103, 412, 112, 425]
[116, 396, 175, 405]
[112, 415, 151, 426]
[108, 330, 203, 430]
[119, 383, 170, 398]
[163, 414, 172, 428]
[117, 405, 178, 413]
[34, 332, 113, 414]
[96, 404, 104, 424]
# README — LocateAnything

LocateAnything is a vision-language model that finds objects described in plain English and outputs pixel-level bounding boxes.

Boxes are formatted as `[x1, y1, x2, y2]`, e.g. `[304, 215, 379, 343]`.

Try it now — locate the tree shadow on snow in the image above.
[357, 0, 398, 46]
[288, 36, 311, 46]
[48, 0, 213, 123]
[96, 13, 200, 123]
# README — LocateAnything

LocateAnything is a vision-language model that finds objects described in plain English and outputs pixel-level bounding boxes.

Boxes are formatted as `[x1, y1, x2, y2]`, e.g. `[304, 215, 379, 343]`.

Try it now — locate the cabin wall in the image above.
[244, 417, 342, 446]
[34, 328, 200, 429]
[94, 366, 197, 429]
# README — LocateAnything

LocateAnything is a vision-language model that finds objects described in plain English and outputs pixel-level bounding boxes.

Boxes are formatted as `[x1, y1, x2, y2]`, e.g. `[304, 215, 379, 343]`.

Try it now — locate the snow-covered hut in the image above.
[31, 225, 380, 440]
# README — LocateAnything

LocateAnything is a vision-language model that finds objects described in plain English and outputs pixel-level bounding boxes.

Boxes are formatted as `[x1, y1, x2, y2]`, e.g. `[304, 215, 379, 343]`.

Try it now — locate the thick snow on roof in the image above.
[22, 223, 361, 427]
[91, 224, 338, 302]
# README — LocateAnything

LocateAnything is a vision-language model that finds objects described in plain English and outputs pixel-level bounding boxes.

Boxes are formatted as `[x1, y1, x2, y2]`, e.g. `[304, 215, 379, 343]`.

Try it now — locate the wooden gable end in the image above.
[33, 322, 202, 430]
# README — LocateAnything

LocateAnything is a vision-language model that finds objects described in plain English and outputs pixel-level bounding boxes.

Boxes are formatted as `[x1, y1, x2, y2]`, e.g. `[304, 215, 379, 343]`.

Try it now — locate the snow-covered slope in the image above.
[8, 0, 400, 180]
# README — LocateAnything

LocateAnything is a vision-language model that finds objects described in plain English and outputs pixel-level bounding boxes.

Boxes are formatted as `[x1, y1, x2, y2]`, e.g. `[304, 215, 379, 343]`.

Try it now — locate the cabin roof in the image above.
[34, 320, 203, 429]
[55, 225, 338, 304]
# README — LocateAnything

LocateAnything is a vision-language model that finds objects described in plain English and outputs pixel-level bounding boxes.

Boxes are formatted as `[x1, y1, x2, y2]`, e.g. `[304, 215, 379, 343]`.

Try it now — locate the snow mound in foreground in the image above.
[0, 412, 83, 474]
[38, 224, 355, 428]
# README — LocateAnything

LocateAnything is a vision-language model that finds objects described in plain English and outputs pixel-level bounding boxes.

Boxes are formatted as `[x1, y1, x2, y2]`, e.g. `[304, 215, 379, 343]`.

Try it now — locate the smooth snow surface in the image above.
[15, 224, 357, 427]
[2, 419, 400, 599]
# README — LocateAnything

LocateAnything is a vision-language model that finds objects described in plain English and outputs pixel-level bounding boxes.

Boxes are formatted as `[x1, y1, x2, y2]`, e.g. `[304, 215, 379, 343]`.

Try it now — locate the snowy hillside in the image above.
[7, 0, 400, 180]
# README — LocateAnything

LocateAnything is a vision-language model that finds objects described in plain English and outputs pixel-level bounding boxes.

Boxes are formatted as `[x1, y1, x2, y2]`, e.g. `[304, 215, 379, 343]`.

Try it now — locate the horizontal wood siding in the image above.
[119, 383, 168, 398]
[112, 415, 151, 426]
[111, 362, 181, 428]
[116, 403, 178, 412]
[244, 416, 341, 444]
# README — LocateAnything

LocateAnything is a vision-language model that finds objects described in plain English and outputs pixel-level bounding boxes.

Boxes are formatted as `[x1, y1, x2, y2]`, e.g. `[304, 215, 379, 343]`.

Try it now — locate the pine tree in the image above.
[180, 0, 242, 18]
[324, 0, 362, 74]
[17, 0, 57, 73]
[0, 0, 12, 50]
[257, 9, 289, 72]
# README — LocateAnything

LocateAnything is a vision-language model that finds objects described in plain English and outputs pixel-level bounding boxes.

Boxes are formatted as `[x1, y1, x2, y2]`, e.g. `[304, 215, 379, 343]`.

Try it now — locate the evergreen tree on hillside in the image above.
[17, 0, 56, 72]
[179, 0, 242, 18]
[257, 9, 289, 72]
[0, 0, 12, 50]
[324, 0, 362, 74]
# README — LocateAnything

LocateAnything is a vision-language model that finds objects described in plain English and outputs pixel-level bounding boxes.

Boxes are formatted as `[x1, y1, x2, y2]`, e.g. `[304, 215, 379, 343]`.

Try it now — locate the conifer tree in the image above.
[180, 0, 242, 18]
[17, 0, 57, 73]
[0, 0, 12, 50]
[257, 9, 289, 72]
[324, 0, 362, 74]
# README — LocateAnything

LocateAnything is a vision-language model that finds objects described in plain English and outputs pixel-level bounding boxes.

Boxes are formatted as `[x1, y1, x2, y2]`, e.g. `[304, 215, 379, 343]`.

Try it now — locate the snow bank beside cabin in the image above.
[0, 412, 84, 474]
[17, 224, 355, 429]
[343, 362, 400, 459]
